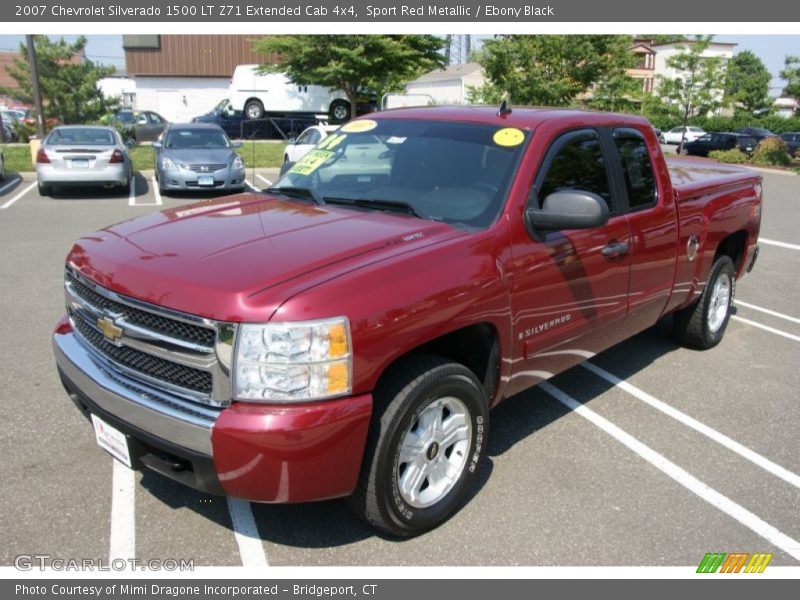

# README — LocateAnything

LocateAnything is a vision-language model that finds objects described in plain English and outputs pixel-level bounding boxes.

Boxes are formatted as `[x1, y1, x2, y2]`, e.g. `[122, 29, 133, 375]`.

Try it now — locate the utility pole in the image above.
[25, 35, 46, 138]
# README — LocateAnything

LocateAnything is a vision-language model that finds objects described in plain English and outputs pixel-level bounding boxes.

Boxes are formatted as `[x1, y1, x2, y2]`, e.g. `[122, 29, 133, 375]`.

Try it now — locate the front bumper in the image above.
[53, 320, 373, 502]
[157, 165, 245, 191]
[36, 164, 128, 186]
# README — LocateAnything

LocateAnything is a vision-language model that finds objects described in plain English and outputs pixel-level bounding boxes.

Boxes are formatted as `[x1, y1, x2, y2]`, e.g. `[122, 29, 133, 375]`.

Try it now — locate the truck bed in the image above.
[667, 157, 761, 201]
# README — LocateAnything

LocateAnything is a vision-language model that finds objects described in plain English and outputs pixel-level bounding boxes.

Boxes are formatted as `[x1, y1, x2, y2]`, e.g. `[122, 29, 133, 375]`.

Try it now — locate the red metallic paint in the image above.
[57, 107, 762, 503]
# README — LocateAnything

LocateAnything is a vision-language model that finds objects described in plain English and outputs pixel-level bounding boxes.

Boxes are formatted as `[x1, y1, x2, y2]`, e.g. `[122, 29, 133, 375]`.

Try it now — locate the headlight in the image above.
[234, 317, 352, 402]
[159, 156, 177, 170]
[232, 155, 244, 169]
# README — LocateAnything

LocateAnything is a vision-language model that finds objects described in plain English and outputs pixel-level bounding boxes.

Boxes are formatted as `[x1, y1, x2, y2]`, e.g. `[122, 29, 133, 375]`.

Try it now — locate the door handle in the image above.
[601, 241, 629, 257]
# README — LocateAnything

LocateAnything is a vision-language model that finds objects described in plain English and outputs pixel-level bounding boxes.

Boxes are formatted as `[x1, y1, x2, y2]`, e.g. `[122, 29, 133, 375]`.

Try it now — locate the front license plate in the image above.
[197, 175, 214, 186]
[91, 414, 132, 467]
[71, 159, 89, 168]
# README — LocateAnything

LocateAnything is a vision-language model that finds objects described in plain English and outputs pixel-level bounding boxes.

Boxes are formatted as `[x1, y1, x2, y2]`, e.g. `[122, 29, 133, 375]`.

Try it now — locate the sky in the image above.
[0, 34, 797, 95]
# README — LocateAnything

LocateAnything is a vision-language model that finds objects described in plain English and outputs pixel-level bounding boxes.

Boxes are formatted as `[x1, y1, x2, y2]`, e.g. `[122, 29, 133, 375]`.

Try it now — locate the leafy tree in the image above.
[653, 36, 728, 153]
[252, 35, 446, 118]
[725, 50, 772, 114]
[639, 35, 687, 45]
[780, 55, 800, 99]
[470, 35, 636, 107]
[0, 35, 117, 127]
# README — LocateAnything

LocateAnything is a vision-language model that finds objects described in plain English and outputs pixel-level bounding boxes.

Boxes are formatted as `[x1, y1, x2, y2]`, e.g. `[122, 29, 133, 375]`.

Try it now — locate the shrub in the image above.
[709, 149, 748, 164]
[751, 137, 792, 166]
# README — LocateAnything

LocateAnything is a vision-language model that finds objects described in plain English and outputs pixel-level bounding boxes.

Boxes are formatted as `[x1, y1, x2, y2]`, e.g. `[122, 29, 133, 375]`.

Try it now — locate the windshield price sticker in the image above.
[493, 127, 525, 147]
[289, 150, 334, 175]
[318, 133, 346, 150]
[341, 119, 378, 133]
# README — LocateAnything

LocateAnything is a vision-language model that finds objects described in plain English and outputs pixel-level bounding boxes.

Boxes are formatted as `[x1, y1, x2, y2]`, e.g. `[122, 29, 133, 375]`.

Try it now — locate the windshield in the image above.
[165, 129, 230, 149]
[273, 119, 529, 228]
[211, 99, 229, 114]
[115, 112, 136, 124]
[46, 128, 116, 146]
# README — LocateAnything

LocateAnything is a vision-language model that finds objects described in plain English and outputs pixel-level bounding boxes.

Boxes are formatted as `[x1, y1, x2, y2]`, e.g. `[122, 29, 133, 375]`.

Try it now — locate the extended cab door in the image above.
[506, 128, 632, 395]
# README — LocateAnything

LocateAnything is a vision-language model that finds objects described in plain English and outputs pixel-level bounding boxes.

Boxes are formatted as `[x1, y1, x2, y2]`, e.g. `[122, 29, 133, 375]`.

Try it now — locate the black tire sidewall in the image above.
[701, 256, 735, 346]
[378, 372, 487, 533]
[330, 100, 350, 123]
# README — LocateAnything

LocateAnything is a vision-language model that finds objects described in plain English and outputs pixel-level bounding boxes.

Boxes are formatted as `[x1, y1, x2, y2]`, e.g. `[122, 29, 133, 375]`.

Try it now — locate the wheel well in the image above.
[245, 97, 263, 108]
[714, 230, 748, 273]
[376, 323, 501, 402]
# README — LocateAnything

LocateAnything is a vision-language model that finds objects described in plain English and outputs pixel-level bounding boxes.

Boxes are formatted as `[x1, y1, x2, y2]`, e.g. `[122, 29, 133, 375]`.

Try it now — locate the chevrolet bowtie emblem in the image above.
[97, 316, 123, 343]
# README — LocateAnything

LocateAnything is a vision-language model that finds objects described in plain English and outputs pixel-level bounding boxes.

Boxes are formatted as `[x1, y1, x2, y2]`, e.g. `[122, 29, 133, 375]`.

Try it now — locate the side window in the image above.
[538, 133, 612, 209]
[613, 129, 657, 210]
[305, 130, 322, 145]
[149, 113, 163, 124]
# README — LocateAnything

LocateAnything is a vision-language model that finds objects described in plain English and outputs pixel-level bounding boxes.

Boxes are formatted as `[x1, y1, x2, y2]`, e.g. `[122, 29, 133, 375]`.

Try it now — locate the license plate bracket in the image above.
[91, 414, 132, 467]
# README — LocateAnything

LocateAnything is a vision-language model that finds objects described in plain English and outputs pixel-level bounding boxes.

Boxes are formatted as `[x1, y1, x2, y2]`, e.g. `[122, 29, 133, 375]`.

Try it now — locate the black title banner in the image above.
[4, 0, 800, 22]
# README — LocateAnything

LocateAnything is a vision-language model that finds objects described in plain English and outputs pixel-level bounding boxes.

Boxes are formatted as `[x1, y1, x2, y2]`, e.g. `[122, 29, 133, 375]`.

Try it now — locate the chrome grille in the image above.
[188, 163, 227, 173]
[64, 268, 234, 407]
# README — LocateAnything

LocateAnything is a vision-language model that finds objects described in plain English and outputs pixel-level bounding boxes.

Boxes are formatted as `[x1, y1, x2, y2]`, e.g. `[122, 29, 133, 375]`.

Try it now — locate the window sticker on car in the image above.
[493, 127, 525, 147]
[341, 119, 377, 133]
[289, 150, 334, 175]
[318, 133, 346, 150]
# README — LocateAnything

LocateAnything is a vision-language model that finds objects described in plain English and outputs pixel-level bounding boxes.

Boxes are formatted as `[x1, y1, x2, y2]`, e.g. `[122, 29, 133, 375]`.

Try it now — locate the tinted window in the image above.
[149, 113, 164, 124]
[539, 134, 611, 208]
[613, 133, 656, 209]
[46, 128, 116, 146]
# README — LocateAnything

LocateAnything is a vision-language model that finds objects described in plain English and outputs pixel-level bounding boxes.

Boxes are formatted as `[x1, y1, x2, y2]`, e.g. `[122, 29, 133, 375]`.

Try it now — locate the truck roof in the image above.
[370, 105, 652, 130]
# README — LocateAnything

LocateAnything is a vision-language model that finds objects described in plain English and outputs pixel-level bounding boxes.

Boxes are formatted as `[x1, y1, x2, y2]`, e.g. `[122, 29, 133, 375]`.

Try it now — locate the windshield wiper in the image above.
[324, 197, 426, 219]
[265, 186, 325, 206]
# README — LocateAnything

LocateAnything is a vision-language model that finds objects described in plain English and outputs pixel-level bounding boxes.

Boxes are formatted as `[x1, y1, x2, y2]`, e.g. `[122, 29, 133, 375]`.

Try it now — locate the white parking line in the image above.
[0, 181, 37, 210]
[581, 362, 800, 489]
[539, 381, 800, 561]
[731, 315, 800, 343]
[760, 238, 800, 251]
[127, 176, 136, 207]
[131, 177, 164, 207]
[736, 301, 800, 326]
[226, 498, 268, 567]
[256, 174, 272, 187]
[109, 460, 136, 561]
[245, 179, 260, 192]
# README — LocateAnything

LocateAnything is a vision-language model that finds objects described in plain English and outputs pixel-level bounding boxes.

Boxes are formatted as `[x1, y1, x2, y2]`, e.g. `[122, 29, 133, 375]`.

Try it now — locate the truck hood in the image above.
[67, 193, 461, 321]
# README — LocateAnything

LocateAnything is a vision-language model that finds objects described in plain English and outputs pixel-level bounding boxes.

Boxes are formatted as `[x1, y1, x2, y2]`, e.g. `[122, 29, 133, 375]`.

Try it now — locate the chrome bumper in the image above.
[54, 331, 220, 455]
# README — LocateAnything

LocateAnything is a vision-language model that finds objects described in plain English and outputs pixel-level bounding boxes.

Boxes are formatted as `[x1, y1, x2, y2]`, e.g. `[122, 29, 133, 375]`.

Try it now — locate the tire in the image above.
[329, 99, 351, 124]
[38, 182, 50, 196]
[244, 100, 264, 120]
[673, 255, 735, 349]
[349, 355, 489, 537]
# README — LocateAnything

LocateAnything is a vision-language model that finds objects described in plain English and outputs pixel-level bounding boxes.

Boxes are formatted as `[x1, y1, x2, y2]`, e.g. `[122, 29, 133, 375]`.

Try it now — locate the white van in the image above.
[229, 65, 351, 123]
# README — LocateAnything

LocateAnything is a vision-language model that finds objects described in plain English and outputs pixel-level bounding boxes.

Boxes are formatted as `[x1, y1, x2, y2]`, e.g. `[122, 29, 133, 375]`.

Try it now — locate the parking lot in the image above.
[0, 165, 798, 568]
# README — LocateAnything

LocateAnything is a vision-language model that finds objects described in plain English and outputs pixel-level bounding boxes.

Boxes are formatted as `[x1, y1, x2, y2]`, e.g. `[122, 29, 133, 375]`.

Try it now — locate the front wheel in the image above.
[329, 100, 351, 124]
[244, 100, 264, 120]
[673, 255, 735, 349]
[349, 355, 488, 537]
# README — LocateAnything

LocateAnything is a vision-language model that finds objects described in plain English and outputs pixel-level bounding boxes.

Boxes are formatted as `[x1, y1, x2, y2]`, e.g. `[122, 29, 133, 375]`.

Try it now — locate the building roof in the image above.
[411, 62, 484, 83]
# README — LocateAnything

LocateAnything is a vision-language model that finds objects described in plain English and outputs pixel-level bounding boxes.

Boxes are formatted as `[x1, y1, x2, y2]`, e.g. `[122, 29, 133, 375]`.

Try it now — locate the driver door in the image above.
[506, 129, 631, 395]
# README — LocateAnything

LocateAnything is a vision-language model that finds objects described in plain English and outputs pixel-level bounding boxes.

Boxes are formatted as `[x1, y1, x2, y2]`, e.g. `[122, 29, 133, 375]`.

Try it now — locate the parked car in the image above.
[113, 109, 168, 142]
[1, 109, 27, 124]
[191, 99, 273, 140]
[153, 123, 245, 194]
[653, 127, 665, 143]
[733, 127, 776, 143]
[230, 65, 352, 123]
[1, 120, 14, 143]
[280, 124, 340, 174]
[683, 132, 757, 157]
[779, 132, 800, 157]
[54, 107, 762, 537]
[35, 125, 132, 196]
[662, 126, 707, 144]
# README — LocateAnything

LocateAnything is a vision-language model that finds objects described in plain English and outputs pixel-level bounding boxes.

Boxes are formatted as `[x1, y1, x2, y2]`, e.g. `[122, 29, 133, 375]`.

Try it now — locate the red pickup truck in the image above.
[54, 107, 761, 537]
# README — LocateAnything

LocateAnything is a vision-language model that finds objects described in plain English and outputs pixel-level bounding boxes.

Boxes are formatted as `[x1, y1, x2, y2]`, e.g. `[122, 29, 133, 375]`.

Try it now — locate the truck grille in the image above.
[64, 268, 233, 407]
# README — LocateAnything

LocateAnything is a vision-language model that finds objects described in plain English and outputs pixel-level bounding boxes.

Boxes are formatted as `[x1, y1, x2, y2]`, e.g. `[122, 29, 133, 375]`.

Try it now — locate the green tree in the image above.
[725, 50, 772, 114]
[780, 55, 800, 99]
[0, 36, 117, 127]
[470, 35, 636, 107]
[653, 36, 728, 153]
[252, 35, 446, 119]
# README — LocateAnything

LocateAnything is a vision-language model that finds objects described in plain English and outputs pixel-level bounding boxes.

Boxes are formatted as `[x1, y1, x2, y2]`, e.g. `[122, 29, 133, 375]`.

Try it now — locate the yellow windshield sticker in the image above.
[493, 127, 525, 147]
[341, 119, 377, 133]
[321, 133, 346, 150]
[288, 150, 333, 176]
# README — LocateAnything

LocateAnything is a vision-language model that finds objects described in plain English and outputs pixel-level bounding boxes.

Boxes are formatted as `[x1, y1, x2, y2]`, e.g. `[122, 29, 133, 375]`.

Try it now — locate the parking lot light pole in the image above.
[26, 35, 46, 139]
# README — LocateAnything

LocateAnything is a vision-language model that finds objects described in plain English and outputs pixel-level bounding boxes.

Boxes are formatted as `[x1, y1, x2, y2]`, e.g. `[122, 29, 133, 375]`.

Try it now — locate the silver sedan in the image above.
[35, 126, 132, 196]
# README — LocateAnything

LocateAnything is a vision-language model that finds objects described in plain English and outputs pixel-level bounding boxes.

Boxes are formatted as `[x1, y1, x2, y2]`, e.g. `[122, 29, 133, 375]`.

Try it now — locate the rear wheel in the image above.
[245, 100, 264, 120]
[349, 355, 488, 537]
[329, 99, 351, 124]
[673, 255, 735, 349]
[38, 182, 50, 196]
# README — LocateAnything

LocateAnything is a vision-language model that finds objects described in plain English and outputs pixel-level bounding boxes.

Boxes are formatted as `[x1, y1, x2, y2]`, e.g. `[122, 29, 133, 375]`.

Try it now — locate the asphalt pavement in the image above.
[0, 164, 797, 568]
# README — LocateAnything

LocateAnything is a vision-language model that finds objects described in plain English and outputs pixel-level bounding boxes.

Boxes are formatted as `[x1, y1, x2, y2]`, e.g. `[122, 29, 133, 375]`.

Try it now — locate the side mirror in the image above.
[125, 138, 136, 148]
[230, 140, 243, 148]
[152, 142, 162, 149]
[137, 116, 148, 125]
[225, 105, 236, 116]
[287, 137, 297, 145]
[525, 191, 609, 233]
